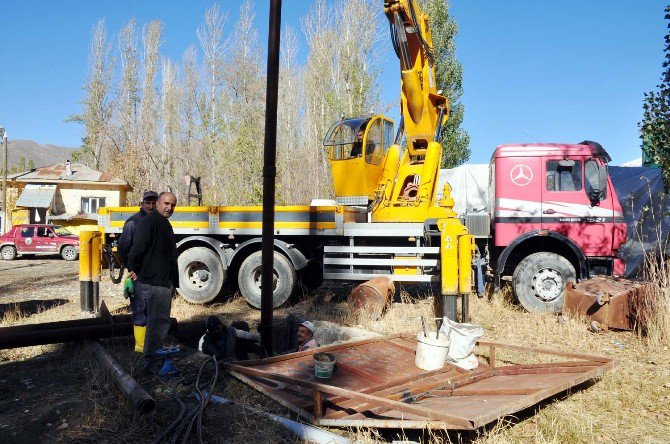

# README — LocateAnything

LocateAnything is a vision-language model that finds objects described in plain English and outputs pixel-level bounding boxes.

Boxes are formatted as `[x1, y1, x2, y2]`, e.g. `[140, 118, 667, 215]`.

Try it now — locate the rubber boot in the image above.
[134, 325, 146, 353]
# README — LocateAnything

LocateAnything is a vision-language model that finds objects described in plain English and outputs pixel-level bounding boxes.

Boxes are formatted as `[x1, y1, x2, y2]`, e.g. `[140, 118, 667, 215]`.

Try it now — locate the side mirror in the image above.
[49, 232, 55, 238]
[585, 158, 607, 205]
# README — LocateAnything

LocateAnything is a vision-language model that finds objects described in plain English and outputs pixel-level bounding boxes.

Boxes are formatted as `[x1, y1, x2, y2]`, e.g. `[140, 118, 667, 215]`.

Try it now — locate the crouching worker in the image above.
[198, 316, 261, 361]
[296, 321, 318, 352]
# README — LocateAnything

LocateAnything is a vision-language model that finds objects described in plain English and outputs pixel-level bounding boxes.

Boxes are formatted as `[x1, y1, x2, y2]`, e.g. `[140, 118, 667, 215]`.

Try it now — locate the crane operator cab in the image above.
[323, 115, 395, 206]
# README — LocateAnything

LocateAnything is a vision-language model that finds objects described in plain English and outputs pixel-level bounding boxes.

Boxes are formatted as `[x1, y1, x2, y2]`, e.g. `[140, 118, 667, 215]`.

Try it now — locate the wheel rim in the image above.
[63, 248, 76, 260]
[184, 261, 212, 292]
[530, 267, 564, 302]
[2, 248, 12, 259]
[250, 265, 279, 293]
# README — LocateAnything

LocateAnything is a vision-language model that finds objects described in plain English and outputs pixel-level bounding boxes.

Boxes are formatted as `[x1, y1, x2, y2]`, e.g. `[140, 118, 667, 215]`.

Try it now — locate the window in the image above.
[81, 197, 106, 214]
[20, 227, 34, 237]
[546, 160, 582, 191]
[383, 120, 394, 153]
[584, 159, 607, 201]
[365, 120, 383, 165]
[37, 227, 52, 237]
[54, 226, 73, 236]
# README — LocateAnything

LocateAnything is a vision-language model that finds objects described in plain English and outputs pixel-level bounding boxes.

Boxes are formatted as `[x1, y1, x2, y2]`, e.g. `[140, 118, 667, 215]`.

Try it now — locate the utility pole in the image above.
[0, 127, 7, 235]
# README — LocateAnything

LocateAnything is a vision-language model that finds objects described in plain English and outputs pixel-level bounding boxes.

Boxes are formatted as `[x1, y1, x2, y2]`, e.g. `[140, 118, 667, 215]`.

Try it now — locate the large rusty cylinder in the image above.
[348, 277, 396, 321]
[0, 318, 177, 349]
[563, 277, 652, 331]
[90, 342, 156, 414]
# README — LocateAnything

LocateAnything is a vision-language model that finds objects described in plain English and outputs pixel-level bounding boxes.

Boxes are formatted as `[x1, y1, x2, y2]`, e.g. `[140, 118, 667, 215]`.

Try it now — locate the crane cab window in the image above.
[323, 117, 394, 162]
[323, 117, 370, 160]
[365, 120, 382, 164]
[546, 160, 582, 191]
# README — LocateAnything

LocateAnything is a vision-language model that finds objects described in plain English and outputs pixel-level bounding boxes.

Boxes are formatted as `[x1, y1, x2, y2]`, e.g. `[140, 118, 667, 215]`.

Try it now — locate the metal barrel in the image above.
[348, 277, 395, 321]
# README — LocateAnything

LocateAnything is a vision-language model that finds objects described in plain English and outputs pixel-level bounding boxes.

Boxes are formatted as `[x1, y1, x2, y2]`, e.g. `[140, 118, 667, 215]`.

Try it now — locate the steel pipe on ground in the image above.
[0, 318, 177, 349]
[0, 315, 132, 335]
[90, 342, 156, 413]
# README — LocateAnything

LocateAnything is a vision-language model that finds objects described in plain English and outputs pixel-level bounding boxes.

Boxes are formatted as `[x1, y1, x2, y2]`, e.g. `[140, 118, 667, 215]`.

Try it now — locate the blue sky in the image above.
[0, 1, 666, 165]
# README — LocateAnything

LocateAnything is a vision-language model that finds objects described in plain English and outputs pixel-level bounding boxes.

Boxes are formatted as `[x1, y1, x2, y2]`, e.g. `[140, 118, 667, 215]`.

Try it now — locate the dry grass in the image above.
[2, 259, 670, 443]
[640, 255, 670, 347]
[299, 284, 670, 444]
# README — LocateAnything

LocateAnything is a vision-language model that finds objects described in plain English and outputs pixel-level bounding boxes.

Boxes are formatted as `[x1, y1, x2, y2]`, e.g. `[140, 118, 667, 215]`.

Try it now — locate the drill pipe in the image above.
[0, 318, 177, 349]
[90, 341, 156, 414]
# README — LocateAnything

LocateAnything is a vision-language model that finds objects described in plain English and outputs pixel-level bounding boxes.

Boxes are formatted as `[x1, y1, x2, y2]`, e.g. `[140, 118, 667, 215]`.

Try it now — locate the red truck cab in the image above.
[0, 224, 79, 261]
[489, 141, 627, 312]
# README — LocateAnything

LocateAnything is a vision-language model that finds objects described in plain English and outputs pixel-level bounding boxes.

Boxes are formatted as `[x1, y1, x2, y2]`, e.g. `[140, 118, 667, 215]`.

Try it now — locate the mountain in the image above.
[4, 140, 76, 171]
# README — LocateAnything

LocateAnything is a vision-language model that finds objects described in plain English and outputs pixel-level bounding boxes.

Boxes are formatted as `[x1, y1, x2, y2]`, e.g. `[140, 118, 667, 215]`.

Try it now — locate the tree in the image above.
[17, 156, 26, 172]
[421, 0, 470, 168]
[139, 20, 163, 190]
[68, 19, 115, 169]
[640, 6, 670, 186]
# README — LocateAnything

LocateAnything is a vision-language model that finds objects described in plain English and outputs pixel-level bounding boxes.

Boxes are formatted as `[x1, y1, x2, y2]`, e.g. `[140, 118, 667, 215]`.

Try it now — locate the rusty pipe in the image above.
[0, 315, 132, 335]
[0, 318, 177, 349]
[90, 342, 156, 413]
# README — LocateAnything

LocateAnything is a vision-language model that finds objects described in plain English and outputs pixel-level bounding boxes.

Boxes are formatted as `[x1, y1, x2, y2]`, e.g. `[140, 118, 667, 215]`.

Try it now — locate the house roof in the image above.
[8, 162, 131, 189]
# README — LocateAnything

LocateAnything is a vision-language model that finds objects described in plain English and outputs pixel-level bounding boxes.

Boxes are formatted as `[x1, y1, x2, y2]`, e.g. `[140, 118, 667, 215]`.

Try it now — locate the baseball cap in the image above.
[142, 190, 158, 202]
[300, 321, 315, 333]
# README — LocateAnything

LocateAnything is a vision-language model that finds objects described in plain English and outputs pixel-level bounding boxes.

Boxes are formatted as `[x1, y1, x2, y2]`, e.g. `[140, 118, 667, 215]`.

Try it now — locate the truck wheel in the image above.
[512, 252, 575, 313]
[1, 246, 17, 261]
[178, 247, 226, 304]
[61, 246, 78, 261]
[238, 251, 296, 309]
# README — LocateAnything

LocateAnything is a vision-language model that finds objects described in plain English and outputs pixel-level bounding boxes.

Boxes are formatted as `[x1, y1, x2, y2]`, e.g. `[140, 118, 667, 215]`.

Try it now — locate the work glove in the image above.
[123, 276, 134, 299]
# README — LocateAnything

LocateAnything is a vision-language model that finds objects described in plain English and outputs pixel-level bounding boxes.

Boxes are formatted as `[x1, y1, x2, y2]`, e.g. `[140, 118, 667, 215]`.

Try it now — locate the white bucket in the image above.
[415, 331, 450, 371]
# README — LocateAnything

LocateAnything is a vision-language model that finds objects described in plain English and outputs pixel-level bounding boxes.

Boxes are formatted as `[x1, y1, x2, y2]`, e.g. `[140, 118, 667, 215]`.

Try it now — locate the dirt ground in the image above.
[1, 258, 669, 443]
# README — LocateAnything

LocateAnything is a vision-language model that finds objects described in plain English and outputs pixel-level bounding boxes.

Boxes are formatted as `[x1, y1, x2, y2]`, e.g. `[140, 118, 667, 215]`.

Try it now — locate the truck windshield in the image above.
[53, 226, 73, 236]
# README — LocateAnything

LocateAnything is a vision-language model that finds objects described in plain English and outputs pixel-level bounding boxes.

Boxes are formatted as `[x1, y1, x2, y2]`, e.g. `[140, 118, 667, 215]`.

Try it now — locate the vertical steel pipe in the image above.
[79, 230, 102, 313]
[259, 0, 282, 357]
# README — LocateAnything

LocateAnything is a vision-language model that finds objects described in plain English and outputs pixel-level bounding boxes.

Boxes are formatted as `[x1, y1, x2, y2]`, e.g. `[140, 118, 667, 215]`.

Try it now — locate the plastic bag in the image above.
[438, 317, 484, 370]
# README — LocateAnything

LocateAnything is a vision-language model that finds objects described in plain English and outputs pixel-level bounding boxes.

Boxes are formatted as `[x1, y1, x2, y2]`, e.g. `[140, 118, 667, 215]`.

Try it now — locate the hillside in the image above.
[4, 139, 76, 171]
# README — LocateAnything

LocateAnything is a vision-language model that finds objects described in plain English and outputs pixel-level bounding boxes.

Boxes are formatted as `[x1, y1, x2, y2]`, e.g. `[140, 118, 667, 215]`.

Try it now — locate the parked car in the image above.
[0, 224, 79, 261]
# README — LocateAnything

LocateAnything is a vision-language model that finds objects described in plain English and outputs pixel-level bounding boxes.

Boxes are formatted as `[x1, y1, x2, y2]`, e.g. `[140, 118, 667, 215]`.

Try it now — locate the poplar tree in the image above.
[640, 6, 670, 186]
[422, 0, 470, 167]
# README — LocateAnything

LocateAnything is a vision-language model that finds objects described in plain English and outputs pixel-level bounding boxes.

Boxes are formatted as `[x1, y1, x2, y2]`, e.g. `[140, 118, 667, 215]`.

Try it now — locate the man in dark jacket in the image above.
[117, 190, 158, 264]
[127, 192, 178, 367]
[117, 190, 158, 352]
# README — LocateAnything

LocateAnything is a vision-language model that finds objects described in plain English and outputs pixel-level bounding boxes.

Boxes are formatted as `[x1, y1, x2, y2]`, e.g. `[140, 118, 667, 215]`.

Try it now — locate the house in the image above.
[6, 161, 132, 234]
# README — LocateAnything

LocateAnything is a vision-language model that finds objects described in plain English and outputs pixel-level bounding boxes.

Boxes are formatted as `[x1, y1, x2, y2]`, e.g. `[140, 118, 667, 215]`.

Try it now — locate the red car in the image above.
[0, 224, 80, 261]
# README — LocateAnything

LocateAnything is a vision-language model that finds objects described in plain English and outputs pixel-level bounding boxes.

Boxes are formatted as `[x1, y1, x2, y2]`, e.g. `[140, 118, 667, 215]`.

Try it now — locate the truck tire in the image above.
[61, 245, 79, 261]
[238, 251, 296, 309]
[512, 252, 575, 313]
[178, 247, 225, 304]
[1, 246, 16, 261]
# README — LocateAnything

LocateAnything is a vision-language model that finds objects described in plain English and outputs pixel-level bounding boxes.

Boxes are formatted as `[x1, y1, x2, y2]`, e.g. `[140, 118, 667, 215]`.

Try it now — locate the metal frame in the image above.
[226, 335, 616, 430]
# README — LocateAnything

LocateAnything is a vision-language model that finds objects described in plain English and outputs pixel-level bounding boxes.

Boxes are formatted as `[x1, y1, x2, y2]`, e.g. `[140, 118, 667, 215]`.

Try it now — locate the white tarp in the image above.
[436, 164, 489, 217]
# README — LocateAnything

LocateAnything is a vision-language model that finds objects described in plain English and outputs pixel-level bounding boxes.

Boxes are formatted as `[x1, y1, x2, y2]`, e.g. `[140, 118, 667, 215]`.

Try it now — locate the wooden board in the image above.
[226, 335, 616, 430]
